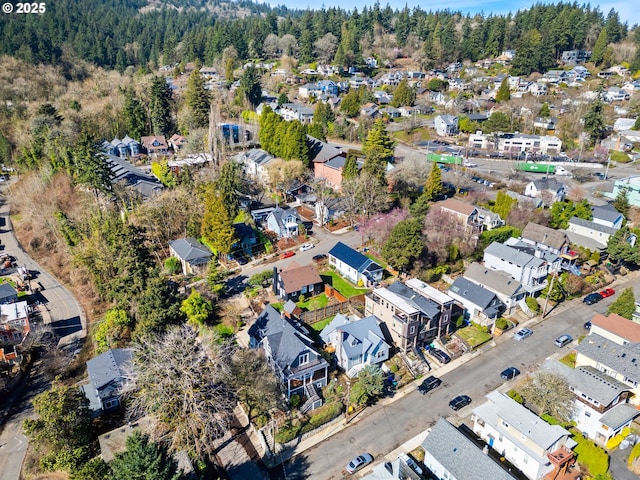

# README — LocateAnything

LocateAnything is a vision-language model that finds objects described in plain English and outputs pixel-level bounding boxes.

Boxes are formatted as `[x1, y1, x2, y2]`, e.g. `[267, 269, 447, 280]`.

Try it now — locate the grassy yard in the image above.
[559, 351, 576, 368]
[310, 316, 334, 332]
[298, 293, 329, 311]
[321, 271, 370, 298]
[456, 325, 492, 349]
[572, 431, 609, 477]
[365, 252, 388, 269]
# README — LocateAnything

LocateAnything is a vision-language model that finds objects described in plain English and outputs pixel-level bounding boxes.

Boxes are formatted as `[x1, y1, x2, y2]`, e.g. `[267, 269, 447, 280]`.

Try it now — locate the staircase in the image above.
[300, 383, 322, 414]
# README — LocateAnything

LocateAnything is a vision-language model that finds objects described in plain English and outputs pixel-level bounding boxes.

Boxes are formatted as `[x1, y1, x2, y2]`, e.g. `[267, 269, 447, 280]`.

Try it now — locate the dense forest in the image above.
[0, 0, 635, 73]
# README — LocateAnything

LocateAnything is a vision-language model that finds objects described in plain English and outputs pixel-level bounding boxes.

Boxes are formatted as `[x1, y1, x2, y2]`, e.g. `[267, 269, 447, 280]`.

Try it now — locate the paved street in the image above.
[271, 273, 640, 480]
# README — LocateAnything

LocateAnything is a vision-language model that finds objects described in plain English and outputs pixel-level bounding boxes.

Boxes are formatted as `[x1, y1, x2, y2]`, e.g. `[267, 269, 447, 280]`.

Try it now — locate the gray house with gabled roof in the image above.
[463, 262, 525, 314]
[248, 305, 328, 405]
[592, 203, 623, 230]
[320, 313, 390, 377]
[265, 207, 302, 238]
[0, 283, 18, 304]
[448, 276, 505, 326]
[328, 242, 383, 286]
[82, 348, 133, 416]
[567, 216, 618, 250]
[169, 238, 213, 276]
[421, 418, 516, 480]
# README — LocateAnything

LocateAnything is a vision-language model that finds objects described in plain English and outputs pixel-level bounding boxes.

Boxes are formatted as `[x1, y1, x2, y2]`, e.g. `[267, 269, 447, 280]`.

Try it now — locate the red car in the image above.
[279, 251, 295, 259]
[599, 288, 615, 298]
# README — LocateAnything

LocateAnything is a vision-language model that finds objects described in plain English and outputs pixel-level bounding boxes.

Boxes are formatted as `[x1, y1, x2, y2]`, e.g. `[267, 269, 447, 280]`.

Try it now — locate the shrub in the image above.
[573, 432, 609, 476]
[525, 296, 541, 313]
[605, 426, 631, 450]
[290, 394, 301, 408]
[300, 402, 342, 434]
[495, 318, 509, 330]
[507, 389, 524, 404]
[164, 256, 181, 275]
[629, 441, 640, 470]
[390, 363, 399, 373]
[274, 422, 301, 444]
[455, 316, 466, 328]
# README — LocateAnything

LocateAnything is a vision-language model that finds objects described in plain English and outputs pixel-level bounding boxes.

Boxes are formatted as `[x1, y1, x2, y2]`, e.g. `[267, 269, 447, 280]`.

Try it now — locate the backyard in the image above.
[321, 271, 370, 298]
[455, 325, 492, 349]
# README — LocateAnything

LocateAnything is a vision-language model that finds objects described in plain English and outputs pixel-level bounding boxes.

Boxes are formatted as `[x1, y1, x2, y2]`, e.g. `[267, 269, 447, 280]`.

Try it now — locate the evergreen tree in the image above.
[201, 186, 236, 256]
[584, 98, 606, 146]
[423, 163, 444, 201]
[483, 111, 511, 133]
[340, 88, 361, 118]
[240, 64, 263, 108]
[381, 218, 424, 271]
[496, 78, 511, 102]
[362, 119, 395, 184]
[607, 287, 635, 319]
[214, 162, 241, 220]
[181, 289, 214, 327]
[342, 154, 358, 180]
[123, 89, 148, 140]
[149, 76, 174, 137]
[185, 70, 211, 129]
[612, 187, 630, 217]
[539, 102, 551, 118]
[591, 27, 608, 66]
[390, 79, 416, 107]
[73, 134, 114, 200]
[110, 431, 181, 480]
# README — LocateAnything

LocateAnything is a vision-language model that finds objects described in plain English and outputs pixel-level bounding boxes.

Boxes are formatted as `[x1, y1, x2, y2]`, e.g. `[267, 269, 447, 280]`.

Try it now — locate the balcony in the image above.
[560, 250, 579, 261]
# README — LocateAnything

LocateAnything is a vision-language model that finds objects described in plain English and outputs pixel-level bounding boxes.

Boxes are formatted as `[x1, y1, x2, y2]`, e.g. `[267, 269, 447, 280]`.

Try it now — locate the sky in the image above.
[269, 1, 639, 27]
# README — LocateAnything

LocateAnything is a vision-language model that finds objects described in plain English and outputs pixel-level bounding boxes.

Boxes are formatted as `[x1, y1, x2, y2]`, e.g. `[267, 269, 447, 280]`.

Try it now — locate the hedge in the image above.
[573, 432, 609, 476]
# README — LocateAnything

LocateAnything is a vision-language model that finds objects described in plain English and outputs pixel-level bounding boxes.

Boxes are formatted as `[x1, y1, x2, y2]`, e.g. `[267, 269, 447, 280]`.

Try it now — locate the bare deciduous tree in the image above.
[517, 371, 574, 422]
[423, 207, 476, 264]
[122, 325, 236, 461]
[314, 33, 338, 64]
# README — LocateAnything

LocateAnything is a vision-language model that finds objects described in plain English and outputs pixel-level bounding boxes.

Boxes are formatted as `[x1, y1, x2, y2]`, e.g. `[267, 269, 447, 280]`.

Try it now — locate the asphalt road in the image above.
[272, 275, 639, 480]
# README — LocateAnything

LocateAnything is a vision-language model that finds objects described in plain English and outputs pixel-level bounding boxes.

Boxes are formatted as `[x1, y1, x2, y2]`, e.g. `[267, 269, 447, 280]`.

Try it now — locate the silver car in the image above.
[346, 453, 374, 474]
[513, 328, 533, 341]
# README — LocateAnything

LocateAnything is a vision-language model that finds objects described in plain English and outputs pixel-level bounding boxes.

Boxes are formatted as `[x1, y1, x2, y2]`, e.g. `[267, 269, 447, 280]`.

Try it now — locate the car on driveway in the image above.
[279, 251, 295, 259]
[583, 292, 603, 305]
[513, 328, 533, 341]
[312, 253, 327, 263]
[555, 334, 573, 347]
[449, 395, 472, 411]
[429, 349, 451, 364]
[345, 453, 374, 474]
[417, 375, 442, 394]
[299, 243, 315, 252]
[500, 367, 521, 380]
[599, 288, 615, 298]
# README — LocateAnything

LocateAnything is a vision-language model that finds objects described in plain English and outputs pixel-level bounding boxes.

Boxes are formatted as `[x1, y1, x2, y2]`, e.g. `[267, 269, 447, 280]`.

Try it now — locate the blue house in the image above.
[265, 207, 301, 238]
[328, 242, 383, 286]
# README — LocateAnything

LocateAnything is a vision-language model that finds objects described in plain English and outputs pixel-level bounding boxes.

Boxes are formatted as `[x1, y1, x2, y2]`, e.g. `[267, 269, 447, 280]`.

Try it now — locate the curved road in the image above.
[0, 182, 86, 480]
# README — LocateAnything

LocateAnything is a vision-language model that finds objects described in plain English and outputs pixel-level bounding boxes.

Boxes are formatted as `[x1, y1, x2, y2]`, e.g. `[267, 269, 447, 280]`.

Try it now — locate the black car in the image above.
[417, 375, 442, 394]
[312, 253, 327, 263]
[449, 395, 472, 411]
[500, 367, 521, 380]
[583, 292, 603, 305]
[430, 349, 451, 364]
[584, 321, 592, 330]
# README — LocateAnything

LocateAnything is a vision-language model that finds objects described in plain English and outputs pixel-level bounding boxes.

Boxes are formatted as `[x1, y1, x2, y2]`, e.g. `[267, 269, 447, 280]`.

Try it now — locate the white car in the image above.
[346, 453, 374, 474]
[299, 243, 315, 252]
[514, 328, 533, 341]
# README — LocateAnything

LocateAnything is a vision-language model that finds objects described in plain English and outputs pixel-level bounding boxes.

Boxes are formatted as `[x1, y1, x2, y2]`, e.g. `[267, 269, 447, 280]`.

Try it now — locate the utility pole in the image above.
[542, 273, 556, 318]
[604, 155, 611, 180]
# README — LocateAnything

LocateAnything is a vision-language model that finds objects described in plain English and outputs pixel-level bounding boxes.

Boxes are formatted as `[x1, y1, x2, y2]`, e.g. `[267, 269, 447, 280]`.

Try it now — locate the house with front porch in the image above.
[82, 348, 133, 416]
[272, 261, 324, 301]
[265, 207, 302, 238]
[141, 135, 169, 157]
[447, 277, 505, 326]
[518, 222, 578, 271]
[524, 179, 566, 205]
[328, 242, 383, 287]
[435, 198, 483, 236]
[463, 263, 526, 314]
[320, 313, 390, 377]
[540, 359, 638, 448]
[472, 391, 576, 480]
[168, 238, 213, 276]
[248, 305, 328, 406]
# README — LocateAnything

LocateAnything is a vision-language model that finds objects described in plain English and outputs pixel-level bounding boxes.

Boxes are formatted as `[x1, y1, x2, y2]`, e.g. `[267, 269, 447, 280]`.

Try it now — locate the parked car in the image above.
[584, 321, 592, 330]
[430, 349, 451, 364]
[345, 453, 374, 474]
[279, 251, 295, 259]
[312, 253, 327, 263]
[500, 367, 521, 380]
[555, 334, 573, 348]
[299, 243, 315, 252]
[513, 328, 533, 341]
[583, 292, 603, 305]
[417, 375, 442, 394]
[599, 288, 615, 298]
[449, 395, 472, 411]
[398, 453, 423, 476]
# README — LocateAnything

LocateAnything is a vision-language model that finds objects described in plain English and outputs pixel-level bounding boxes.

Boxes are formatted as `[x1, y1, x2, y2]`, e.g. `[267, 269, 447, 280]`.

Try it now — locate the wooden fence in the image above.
[300, 294, 365, 325]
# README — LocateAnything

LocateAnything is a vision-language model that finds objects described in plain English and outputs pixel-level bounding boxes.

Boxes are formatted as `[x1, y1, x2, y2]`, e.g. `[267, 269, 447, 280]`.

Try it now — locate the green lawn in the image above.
[321, 271, 370, 298]
[572, 431, 609, 476]
[298, 293, 329, 311]
[366, 253, 389, 269]
[559, 351, 576, 368]
[310, 316, 334, 332]
[456, 325, 492, 349]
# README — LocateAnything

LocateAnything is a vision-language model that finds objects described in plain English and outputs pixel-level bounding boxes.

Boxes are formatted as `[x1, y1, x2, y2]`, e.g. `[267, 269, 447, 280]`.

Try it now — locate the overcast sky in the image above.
[268, 1, 639, 27]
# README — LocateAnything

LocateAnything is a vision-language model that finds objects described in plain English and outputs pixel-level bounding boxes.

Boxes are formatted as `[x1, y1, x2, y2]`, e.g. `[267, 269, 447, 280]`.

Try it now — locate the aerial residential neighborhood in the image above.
[3, 2, 640, 480]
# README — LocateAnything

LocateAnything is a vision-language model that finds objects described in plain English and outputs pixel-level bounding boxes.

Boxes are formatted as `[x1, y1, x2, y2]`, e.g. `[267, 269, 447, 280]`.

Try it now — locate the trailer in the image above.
[426, 152, 463, 165]
[515, 162, 571, 175]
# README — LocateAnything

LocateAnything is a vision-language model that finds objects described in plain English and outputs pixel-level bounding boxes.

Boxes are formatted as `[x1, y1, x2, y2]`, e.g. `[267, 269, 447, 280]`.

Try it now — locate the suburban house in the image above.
[231, 223, 257, 256]
[168, 134, 188, 151]
[236, 149, 276, 185]
[0, 283, 18, 304]
[484, 241, 561, 294]
[168, 238, 213, 276]
[604, 175, 640, 207]
[604, 87, 630, 103]
[506, 190, 544, 209]
[278, 103, 314, 124]
[476, 207, 505, 231]
[447, 276, 505, 326]
[298, 80, 338, 99]
[307, 136, 348, 191]
[575, 313, 640, 406]
[103, 136, 142, 157]
[328, 242, 383, 287]
[472, 391, 576, 480]
[463, 262, 526, 314]
[434, 115, 459, 136]
[0, 301, 31, 345]
[435, 198, 483, 236]
[320, 313, 391, 377]
[362, 455, 421, 480]
[107, 155, 164, 198]
[540, 359, 638, 448]
[248, 305, 328, 408]
[141, 135, 169, 157]
[365, 279, 457, 353]
[272, 262, 324, 301]
[81, 348, 133, 416]
[265, 207, 302, 238]
[566, 217, 618, 250]
[421, 418, 516, 480]
[591, 203, 624, 230]
[524, 179, 566, 204]
[518, 222, 578, 271]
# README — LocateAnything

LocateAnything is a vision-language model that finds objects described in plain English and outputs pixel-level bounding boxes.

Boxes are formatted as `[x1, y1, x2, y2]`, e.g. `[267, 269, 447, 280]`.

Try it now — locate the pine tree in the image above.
[591, 28, 608, 66]
[214, 161, 241, 220]
[240, 64, 263, 108]
[110, 431, 181, 480]
[391, 79, 416, 107]
[584, 98, 606, 146]
[342, 154, 358, 180]
[73, 133, 114, 200]
[201, 186, 236, 256]
[123, 89, 148, 139]
[423, 162, 444, 201]
[539, 102, 551, 118]
[496, 78, 511, 102]
[362, 119, 395, 184]
[185, 70, 211, 129]
[149, 76, 174, 137]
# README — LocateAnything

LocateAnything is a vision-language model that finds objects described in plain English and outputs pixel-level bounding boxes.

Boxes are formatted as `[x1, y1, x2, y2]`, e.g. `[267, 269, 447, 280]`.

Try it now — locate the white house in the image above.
[434, 115, 459, 136]
[567, 217, 618, 249]
[448, 276, 505, 326]
[472, 391, 577, 480]
[235, 148, 276, 185]
[604, 87, 630, 103]
[328, 242, 383, 287]
[524, 178, 566, 204]
[591, 204, 623, 230]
